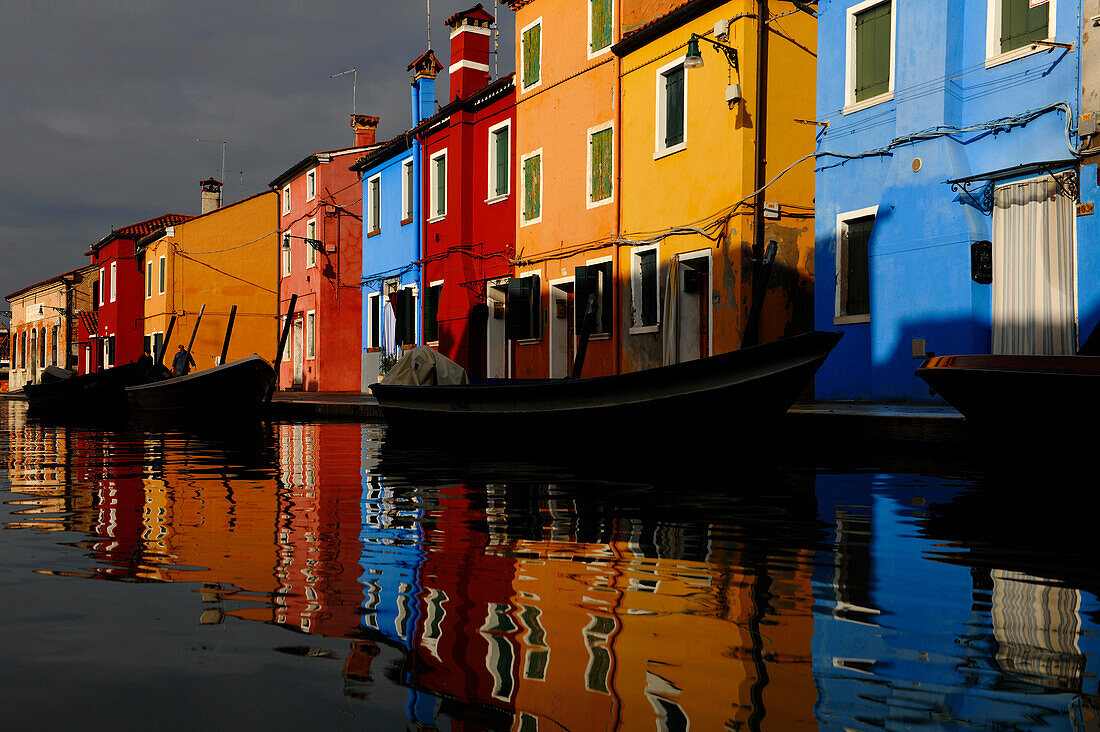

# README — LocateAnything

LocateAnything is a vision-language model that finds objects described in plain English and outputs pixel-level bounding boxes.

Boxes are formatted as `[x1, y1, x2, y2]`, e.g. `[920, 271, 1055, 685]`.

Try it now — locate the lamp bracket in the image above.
[690, 33, 738, 70]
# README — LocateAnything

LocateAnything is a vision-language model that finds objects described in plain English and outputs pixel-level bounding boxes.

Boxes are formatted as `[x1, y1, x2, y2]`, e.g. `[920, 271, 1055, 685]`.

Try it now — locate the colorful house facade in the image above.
[353, 53, 440, 387]
[613, 0, 817, 373]
[814, 0, 1095, 400]
[272, 122, 377, 392]
[139, 186, 279, 372]
[417, 5, 517, 379]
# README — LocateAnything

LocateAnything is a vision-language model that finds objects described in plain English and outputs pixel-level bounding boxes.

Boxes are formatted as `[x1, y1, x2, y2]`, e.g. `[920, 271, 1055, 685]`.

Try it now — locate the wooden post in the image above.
[741, 241, 777, 349]
[182, 304, 205, 374]
[157, 315, 176, 366]
[571, 293, 599, 379]
[266, 294, 298, 403]
[219, 305, 237, 366]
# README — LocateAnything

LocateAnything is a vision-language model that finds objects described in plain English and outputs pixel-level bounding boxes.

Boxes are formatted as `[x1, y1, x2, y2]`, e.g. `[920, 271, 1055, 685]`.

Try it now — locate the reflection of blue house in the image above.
[812, 472, 1100, 728]
[354, 51, 441, 388]
[814, 1, 1098, 400]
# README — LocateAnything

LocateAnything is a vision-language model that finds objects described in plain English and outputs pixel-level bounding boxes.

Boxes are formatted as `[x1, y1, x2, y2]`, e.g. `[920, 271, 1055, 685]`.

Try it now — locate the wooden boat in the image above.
[916, 353, 1100, 429]
[23, 362, 159, 416]
[125, 355, 276, 415]
[369, 331, 843, 439]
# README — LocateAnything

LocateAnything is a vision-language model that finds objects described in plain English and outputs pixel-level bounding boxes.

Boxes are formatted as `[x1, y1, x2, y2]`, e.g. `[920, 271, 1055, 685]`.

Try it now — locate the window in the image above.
[521, 19, 542, 91]
[367, 292, 381, 349]
[109, 262, 117, 303]
[368, 174, 382, 234]
[393, 286, 418, 346]
[401, 158, 415, 223]
[506, 273, 541, 341]
[146, 261, 153, 299]
[844, 0, 894, 111]
[987, 0, 1054, 63]
[93, 279, 101, 310]
[521, 150, 542, 226]
[51, 326, 58, 366]
[306, 219, 317, 268]
[488, 121, 511, 201]
[283, 185, 291, 214]
[306, 310, 316, 359]
[835, 207, 876, 324]
[158, 255, 166, 295]
[430, 151, 447, 220]
[588, 123, 614, 207]
[425, 281, 443, 344]
[152, 331, 164, 362]
[631, 246, 659, 331]
[306, 169, 316, 201]
[575, 259, 613, 335]
[589, 0, 613, 57]
[104, 335, 115, 368]
[583, 615, 616, 694]
[656, 58, 686, 157]
[281, 233, 291, 277]
[519, 605, 549, 681]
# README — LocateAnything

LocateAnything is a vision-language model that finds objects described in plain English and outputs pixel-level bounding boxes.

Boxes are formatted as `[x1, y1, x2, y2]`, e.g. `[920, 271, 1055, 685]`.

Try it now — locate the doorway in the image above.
[486, 280, 508, 378]
[549, 278, 575, 378]
[292, 317, 304, 387]
[676, 252, 711, 363]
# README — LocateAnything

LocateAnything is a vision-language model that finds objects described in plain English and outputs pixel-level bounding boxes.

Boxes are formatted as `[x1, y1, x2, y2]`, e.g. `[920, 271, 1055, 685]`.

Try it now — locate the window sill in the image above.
[629, 325, 659, 335]
[367, 228, 381, 238]
[521, 80, 542, 95]
[834, 314, 870, 325]
[586, 195, 614, 211]
[486, 193, 509, 205]
[985, 41, 1057, 70]
[588, 45, 612, 62]
[401, 216, 415, 226]
[588, 332, 611, 341]
[520, 216, 542, 228]
[426, 340, 440, 348]
[654, 143, 686, 161]
[516, 337, 541, 346]
[427, 214, 446, 224]
[842, 91, 894, 116]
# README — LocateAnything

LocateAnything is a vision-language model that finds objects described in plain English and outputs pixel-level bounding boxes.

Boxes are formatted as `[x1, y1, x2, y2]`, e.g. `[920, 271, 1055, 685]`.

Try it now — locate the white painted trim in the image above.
[109, 262, 117, 303]
[145, 260, 153, 300]
[548, 275, 575, 378]
[677, 248, 714, 358]
[366, 291, 381, 349]
[306, 218, 318, 268]
[834, 205, 878, 323]
[485, 277, 510, 379]
[98, 267, 104, 305]
[587, 0, 615, 60]
[158, 255, 166, 295]
[520, 17, 544, 92]
[306, 309, 316, 359]
[429, 148, 448, 222]
[450, 59, 491, 74]
[426, 279, 444, 346]
[305, 168, 317, 202]
[401, 157, 415, 221]
[629, 243, 660, 333]
[281, 233, 291, 278]
[516, 268, 543, 345]
[520, 148, 543, 227]
[654, 56, 688, 159]
[450, 24, 493, 39]
[586, 120, 615, 209]
[843, 0, 896, 113]
[367, 173, 382, 233]
[487, 119, 512, 202]
[282, 185, 291, 214]
[985, 0, 1057, 67]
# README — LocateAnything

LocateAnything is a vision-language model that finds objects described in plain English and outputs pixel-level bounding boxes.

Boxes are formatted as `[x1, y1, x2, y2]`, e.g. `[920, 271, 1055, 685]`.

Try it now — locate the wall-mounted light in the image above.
[684, 33, 738, 71]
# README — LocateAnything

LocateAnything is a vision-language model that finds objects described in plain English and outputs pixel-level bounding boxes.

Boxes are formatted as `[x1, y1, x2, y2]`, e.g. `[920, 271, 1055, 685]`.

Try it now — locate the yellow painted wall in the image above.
[143, 191, 279, 371]
[618, 1, 817, 371]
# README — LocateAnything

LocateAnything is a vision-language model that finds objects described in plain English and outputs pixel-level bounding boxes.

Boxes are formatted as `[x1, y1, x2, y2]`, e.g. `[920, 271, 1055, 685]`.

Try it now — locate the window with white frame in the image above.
[630, 245, 659, 332]
[366, 292, 381, 349]
[368, 174, 382, 234]
[98, 268, 104, 306]
[521, 18, 543, 91]
[844, 0, 895, 112]
[158, 255, 166, 294]
[835, 207, 876, 324]
[402, 158, 415, 222]
[430, 150, 447, 220]
[145, 261, 152, 299]
[520, 149, 542, 226]
[656, 57, 687, 157]
[425, 281, 443, 344]
[986, 0, 1055, 64]
[589, 0, 613, 57]
[306, 169, 316, 201]
[306, 310, 316, 359]
[110, 262, 117, 303]
[283, 185, 291, 214]
[488, 121, 511, 201]
[282, 233, 291, 277]
[587, 122, 614, 207]
[306, 219, 317, 268]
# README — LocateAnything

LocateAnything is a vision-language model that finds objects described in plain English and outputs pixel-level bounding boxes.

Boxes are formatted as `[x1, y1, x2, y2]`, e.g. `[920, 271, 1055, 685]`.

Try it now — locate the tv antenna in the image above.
[195, 138, 227, 187]
[331, 68, 357, 116]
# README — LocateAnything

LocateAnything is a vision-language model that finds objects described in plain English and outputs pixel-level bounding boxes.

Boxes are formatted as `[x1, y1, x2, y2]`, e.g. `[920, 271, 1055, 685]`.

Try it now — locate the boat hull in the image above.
[370, 331, 842, 439]
[23, 363, 155, 417]
[125, 356, 276, 415]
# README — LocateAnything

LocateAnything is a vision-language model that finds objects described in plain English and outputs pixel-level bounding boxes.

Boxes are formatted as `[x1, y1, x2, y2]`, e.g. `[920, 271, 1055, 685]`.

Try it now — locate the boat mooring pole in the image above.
[219, 305, 237, 366]
[266, 294, 298, 403]
[157, 315, 177, 365]
[185, 304, 205, 363]
[571, 293, 599, 379]
[740, 240, 777, 349]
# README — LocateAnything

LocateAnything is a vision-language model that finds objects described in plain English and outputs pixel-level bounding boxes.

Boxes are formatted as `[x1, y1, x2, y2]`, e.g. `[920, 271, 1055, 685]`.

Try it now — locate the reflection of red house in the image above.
[410, 488, 518, 724]
[417, 4, 516, 378]
[77, 214, 192, 374]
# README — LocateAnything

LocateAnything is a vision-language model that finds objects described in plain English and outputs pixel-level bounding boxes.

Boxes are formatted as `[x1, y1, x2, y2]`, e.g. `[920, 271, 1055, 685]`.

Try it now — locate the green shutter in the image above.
[528, 274, 542, 339]
[524, 154, 541, 222]
[435, 157, 446, 217]
[523, 24, 541, 89]
[640, 250, 657, 326]
[854, 2, 891, 102]
[599, 261, 613, 334]
[664, 66, 685, 147]
[845, 216, 873, 316]
[574, 264, 595, 333]
[394, 289, 416, 346]
[591, 0, 612, 52]
[371, 178, 380, 231]
[590, 128, 613, 203]
[506, 276, 532, 340]
[1001, 0, 1049, 53]
[495, 128, 509, 197]
[425, 285, 441, 342]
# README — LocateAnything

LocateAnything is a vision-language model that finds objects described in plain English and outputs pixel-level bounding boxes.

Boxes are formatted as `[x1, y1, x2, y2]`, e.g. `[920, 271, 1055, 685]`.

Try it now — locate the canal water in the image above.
[2, 399, 1099, 731]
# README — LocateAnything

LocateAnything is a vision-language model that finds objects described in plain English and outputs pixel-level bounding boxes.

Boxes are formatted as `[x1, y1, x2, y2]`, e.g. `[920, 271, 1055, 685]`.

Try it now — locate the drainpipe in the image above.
[752, 0, 769, 338]
[614, 3, 623, 377]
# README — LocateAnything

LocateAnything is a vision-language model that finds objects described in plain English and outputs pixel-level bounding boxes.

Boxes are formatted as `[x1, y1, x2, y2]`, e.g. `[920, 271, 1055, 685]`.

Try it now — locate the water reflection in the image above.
[3, 400, 1100, 730]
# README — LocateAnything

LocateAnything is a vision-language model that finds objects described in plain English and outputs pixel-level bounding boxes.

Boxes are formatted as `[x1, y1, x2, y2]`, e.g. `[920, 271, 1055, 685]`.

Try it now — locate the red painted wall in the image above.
[421, 78, 516, 379]
[87, 237, 146, 371]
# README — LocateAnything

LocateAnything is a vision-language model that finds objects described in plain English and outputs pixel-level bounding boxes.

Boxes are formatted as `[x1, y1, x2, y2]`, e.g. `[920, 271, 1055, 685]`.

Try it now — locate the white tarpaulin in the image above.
[382, 346, 469, 386]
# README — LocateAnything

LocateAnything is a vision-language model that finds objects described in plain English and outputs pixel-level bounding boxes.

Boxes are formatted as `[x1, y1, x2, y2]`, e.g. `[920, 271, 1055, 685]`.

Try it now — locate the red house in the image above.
[77, 214, 192, 373]
[416, 3, 516, 378]
[270, 117, 380, 392]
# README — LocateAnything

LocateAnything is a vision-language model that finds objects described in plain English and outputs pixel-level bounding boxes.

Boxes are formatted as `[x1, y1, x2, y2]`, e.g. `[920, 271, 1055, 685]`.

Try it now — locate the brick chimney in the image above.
[351, 114, 380, 147]
[200, 178, 222, 214]
[446, 3, 494, 101]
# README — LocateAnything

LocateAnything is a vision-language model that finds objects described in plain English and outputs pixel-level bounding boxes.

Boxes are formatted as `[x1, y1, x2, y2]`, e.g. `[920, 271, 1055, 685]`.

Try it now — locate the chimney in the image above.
[351, 114, 380, 147]
[408, 50, 443, 124]
[200, 178, 222, 214]
[446, 4, 494, 100]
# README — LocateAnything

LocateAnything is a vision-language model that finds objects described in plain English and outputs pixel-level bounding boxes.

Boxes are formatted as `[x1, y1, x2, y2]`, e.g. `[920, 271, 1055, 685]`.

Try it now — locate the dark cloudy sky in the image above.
[0, 1, 515, 322]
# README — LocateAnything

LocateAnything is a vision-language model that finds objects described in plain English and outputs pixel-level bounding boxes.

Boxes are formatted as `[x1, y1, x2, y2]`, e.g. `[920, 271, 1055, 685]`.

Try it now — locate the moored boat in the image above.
[24, 362, 160, 417]
[369, 331, 843, 439]
[125, 355, 276, 415]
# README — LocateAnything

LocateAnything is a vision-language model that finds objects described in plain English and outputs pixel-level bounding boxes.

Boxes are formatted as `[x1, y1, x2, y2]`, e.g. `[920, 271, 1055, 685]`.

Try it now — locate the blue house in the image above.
[814, 0, 1098, 400]
[354, 51, 442, 388]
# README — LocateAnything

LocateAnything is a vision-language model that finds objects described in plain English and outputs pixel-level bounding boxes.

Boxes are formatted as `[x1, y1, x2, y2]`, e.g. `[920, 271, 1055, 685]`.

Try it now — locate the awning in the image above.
[945, 158, 1079, 213]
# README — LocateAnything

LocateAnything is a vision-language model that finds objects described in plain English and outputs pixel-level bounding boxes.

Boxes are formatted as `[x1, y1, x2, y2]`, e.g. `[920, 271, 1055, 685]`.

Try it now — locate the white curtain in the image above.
[992, 178, 1077, 355]
[661, 256, 679, 365]
[383, 297, 397, 355]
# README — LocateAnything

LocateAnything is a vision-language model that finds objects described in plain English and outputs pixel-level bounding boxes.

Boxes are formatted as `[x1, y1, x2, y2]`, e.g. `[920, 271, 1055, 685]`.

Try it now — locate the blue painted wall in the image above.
[815, 0, 1084, 400]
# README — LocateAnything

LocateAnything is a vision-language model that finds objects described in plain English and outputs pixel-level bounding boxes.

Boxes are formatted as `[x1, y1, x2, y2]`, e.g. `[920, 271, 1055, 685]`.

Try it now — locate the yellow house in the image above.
[140, 186, 279, 371]
[614, 0, 817, 372]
